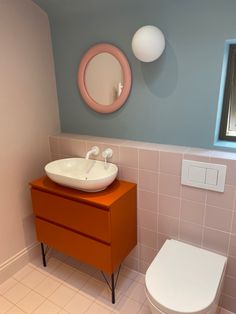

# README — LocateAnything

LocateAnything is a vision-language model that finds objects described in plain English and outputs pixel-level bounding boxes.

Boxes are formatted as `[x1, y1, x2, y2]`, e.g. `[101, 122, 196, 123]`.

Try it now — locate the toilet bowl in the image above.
[145, 240, 227, 314]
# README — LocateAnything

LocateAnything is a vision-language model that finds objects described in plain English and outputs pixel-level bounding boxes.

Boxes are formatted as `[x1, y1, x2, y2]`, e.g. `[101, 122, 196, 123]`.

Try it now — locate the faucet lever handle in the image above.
[91, 146, 99, 156]
[102, 148, 113, 159]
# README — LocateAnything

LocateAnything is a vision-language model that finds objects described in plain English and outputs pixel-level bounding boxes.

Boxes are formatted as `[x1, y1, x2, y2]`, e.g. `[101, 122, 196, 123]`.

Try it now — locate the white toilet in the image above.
[145, 240, 227, 314]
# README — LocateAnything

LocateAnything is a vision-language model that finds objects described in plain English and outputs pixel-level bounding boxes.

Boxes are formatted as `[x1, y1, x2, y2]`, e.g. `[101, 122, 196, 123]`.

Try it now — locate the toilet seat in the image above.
[145, 240, 227, 314]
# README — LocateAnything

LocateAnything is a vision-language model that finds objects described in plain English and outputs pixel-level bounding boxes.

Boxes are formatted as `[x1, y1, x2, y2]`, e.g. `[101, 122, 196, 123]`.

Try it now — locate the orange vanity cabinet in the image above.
[30, 176, 137, 277]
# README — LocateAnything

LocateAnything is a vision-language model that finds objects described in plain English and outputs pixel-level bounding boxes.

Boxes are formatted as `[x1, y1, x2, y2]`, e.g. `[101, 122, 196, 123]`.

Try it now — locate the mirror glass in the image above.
[78, 43, 131, 114]
[85, 52, 123, 106]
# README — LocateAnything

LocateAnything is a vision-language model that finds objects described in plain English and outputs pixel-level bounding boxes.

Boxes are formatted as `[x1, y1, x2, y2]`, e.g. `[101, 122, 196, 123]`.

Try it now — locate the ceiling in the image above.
[32, 0, 137, 20]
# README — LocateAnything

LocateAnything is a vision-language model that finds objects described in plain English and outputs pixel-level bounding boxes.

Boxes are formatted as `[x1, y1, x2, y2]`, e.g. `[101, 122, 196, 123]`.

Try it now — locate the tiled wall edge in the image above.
[51, 133, 236, 160]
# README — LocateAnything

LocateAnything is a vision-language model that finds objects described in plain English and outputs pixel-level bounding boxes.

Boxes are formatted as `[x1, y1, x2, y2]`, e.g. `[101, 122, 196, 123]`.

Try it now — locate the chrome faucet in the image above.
[85, 146, 99, 159]
[102, 148, 113, 160]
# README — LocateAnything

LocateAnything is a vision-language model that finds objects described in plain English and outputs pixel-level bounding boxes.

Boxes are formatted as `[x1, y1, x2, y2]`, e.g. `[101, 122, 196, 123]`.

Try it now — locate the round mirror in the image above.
[78, 43, 132, 113]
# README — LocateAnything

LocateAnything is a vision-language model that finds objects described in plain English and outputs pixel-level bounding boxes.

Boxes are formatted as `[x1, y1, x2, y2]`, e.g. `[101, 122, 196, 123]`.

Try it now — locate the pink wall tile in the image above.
[221, 294, 236, 314]
[70, 140, 86, 157]
[180, 199, 205, 225]
[158, 194, 180, 218]
[179, 221, 202, 246]
[139, 228, 157, 249]
[51, 154, 62, 161]
[139, 260, 150, 274]
[140, 245, 157, 264]
[223, 276, 236, 299]
[160, 152, 182, 176]
[232, 212, 236, 234]
[157, 233, 170, 251]
[139, 170, 158, 193]
[118, 167, 138, 183]
[127, 246, 139, 259]
[206, 185, 235, 210]
[139, 149, 159, 172]
[203, 228, 230, 255]
[138, 209, 157, 232]
[49, 136, 59, 154]
[138, 190, 158, 212]
[229, 235, 236, 257]
[100, 143, 120, 164]
[119, 147, 138, 168]
[58, 137, 73, 155]
[158, 214, 179, 237]
[181, 185, 206, 203]
[220, 308, 235, 314]
[226, 257, 236, 278]
[159, 173, 181, 197]
[123, 256, 139, 272]
[211, 158, 236, 187]
[205, 206, 233, 232]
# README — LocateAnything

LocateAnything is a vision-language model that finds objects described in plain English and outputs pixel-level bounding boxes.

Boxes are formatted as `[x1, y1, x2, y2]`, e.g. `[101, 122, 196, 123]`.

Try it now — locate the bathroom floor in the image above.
[0, 254, 233, 314]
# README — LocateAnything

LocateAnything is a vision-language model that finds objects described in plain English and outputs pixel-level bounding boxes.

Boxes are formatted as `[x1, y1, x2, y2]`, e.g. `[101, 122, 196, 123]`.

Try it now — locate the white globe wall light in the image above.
[132, 25, 165, 62]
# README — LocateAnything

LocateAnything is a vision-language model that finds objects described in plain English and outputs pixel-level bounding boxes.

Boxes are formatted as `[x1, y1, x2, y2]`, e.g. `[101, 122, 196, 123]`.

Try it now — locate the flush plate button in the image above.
[181, 160, 226, 192]
[205, 168, 218, 185]
[188, 166, 206, 183]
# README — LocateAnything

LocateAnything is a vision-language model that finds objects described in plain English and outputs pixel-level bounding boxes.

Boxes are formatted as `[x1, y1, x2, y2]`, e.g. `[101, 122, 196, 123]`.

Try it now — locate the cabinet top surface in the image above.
[30, 176, 136, 208]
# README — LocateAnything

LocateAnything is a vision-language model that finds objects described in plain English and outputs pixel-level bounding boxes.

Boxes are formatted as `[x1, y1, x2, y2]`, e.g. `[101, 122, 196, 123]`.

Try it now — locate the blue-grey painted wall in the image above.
[37, 0, 236, 149]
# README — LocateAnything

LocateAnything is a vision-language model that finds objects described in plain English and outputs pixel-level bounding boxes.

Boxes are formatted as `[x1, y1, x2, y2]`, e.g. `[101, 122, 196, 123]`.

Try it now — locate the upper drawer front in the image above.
[31, 189, 111, 243]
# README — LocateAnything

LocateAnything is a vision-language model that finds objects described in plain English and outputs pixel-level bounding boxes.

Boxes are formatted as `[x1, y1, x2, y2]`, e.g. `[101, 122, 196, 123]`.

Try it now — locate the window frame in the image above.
[219, 43, 236, 142]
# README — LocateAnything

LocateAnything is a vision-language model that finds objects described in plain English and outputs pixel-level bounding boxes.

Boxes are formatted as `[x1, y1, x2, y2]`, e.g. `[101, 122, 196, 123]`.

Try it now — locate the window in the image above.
[219, 43, 236, 141]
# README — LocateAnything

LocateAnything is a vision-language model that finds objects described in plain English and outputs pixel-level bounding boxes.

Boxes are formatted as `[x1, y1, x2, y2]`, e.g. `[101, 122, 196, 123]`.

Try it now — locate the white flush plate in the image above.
[181, 160, 227, 192]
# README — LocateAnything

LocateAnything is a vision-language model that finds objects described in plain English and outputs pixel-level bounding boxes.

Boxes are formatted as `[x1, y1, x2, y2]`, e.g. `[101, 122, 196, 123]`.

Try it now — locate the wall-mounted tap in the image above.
[85, 146, 99, 159]
[102, 148, 113, 161]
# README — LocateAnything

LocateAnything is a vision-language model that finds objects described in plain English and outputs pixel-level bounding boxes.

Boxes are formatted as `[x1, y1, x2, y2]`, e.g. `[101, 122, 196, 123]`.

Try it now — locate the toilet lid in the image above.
[146, 240, 227, 314]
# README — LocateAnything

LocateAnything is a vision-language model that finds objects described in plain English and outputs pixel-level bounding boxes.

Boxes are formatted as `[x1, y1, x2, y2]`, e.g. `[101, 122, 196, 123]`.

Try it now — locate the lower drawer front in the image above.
[31, 189, 111, 243]
[35, 218, 113, 274]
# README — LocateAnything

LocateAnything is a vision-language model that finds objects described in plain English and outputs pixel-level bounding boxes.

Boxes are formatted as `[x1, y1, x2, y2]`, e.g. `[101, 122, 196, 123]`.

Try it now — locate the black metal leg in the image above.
[101, 264, 121, 304]
[40, 243, 47, 267]
[111, 273, 115, 304]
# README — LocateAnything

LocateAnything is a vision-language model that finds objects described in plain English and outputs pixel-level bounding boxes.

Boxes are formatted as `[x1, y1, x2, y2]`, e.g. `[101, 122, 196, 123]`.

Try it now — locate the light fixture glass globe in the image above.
[132, 25, 165, 62]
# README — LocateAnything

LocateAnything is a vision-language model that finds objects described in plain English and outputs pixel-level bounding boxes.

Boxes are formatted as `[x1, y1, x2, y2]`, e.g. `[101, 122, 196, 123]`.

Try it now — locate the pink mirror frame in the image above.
[78, 43, 132, 114]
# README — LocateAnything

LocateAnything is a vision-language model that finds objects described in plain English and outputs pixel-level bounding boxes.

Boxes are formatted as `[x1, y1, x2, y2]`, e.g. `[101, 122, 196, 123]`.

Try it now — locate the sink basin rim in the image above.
[44, 158, 118, 192]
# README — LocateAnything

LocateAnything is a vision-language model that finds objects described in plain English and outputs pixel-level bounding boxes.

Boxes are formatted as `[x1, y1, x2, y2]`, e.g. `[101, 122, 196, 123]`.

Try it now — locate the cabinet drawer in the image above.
[31, 189, 111, 243]
[35, 218, 112, 274]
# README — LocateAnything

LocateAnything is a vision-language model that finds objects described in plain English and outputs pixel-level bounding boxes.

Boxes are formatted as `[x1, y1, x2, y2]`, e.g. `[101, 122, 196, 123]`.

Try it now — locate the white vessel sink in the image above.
[45, 158, 118, 192]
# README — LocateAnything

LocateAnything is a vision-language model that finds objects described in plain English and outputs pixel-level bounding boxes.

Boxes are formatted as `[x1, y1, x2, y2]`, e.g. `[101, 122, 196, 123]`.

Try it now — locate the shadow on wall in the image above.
[141, 41, 178, 98]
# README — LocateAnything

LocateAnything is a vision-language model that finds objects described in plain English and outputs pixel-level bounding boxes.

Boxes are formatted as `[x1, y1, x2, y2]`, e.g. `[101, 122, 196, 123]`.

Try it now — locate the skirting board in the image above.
[0, 242, 40, 284]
